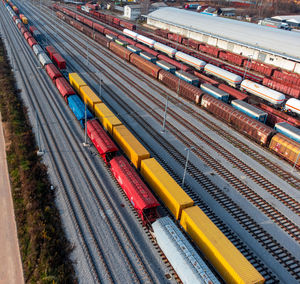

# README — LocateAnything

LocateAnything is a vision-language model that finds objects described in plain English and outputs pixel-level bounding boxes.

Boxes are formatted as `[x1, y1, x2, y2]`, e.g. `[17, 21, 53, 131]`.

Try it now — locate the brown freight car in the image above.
[158, 70, 203, 104]
[269, 133, 300, 167]
[201, 94, 275, 145]
[130, 53, 161, 78]
[94, 33, 111, 48]
[109, 41, 132, 61]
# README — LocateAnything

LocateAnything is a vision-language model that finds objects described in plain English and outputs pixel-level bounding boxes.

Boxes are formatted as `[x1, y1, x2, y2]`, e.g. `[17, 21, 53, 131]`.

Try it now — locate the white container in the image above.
[38, 52, 52, 67]
[284, 98, 300, 115]
[123, 29, 138, 40]
[153, 42, 177, 57]
[204, 64, 242, 87]
[33, 44, 44, 56]
[175, 51, 206, 70]
[153, 217, 220, 284]
[136, 34, 156, 48]
[15, 19, 21, 25]
[241, 80, 285, 105]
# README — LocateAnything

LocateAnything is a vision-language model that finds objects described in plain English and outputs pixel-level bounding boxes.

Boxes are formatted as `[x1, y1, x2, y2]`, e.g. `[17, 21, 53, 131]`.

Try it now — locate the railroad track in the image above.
[50, 5, 300, 190]
[25, 4, 300, 282]
[70, 8, 300, 189]
[36, 6, 300, 238]
[2, 5, 165, 283]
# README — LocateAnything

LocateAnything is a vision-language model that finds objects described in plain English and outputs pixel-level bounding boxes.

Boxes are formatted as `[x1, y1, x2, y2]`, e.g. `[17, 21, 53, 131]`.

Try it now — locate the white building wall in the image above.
[147, 17, 300, 74]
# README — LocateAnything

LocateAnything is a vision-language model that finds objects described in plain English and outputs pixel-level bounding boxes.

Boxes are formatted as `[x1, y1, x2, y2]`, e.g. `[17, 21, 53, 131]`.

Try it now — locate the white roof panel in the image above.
[147, 7, 300, 61]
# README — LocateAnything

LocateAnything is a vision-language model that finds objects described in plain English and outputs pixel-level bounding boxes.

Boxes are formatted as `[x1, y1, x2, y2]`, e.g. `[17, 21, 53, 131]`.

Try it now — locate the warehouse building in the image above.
[146, 7, 300, 74]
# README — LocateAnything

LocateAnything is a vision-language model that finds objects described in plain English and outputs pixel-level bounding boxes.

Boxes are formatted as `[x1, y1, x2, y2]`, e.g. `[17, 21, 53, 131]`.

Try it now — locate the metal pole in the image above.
[177, 63, 182, 95]
[182, 147, 194, 187]
[243, 55, 252, 80]
[161, 94, 168, 133]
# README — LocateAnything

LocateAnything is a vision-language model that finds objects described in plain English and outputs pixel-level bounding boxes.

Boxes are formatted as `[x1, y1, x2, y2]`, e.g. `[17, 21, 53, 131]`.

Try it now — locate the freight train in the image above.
[3, 3, 285, 282]
[52, 5, 300, 167]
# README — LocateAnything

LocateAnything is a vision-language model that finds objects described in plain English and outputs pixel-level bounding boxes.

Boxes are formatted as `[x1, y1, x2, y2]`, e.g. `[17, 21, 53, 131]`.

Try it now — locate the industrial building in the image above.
[146, 7, 300, 74]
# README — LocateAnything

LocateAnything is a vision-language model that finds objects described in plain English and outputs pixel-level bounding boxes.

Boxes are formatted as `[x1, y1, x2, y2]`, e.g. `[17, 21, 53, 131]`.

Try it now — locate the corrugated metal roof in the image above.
[147, 7, 300, 61]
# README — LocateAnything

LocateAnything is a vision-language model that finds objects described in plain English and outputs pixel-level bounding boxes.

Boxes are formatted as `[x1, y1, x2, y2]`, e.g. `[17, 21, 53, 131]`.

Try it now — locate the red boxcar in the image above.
[93, 22, 105, 34]
[134, 43, 160, 57]
[182, 38, 200, 50]
[24, 32, 32, 41]
[46, 46, 57, 60]
[20, 26, 27, 34]
[218, 84, 249, 101]
[52, 53, 66, 69]
[157, 54, 192, 72]
[117, 35, 136, 46]
[27, 37, 37, 48]
[192, 52, 223, 67]
[86, 120, 118, 163]
[55, 78, 75, 102]
[219, 51, 246, 67]
[71, 20, 84, 32]
[223, 65, 263, 83]
[76, 14, 85, 23]
[199, 44, 220, 58]
[130, 53, 161, 78]
[83, 17, 93, 28]
[110, 156, 159, 223]
[243, 60, 275, 77]
[262, 77, 300, 99]
[103, 28, 119, 37]
[272, 70, 300, 86]
[45, 63, 62, 81]
[113, 17, 120, 26]
[119, 20, 136, 30]
[29, 26, 37, 34]
[193, 71, 219, 86]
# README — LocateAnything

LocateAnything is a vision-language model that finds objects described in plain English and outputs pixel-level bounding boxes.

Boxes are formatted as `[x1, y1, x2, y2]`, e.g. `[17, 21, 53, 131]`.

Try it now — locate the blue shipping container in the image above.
[175, 70, 199, 86]
[140, 52, 156, 63]
[156, 60, 176, 73]
[201, 83, 229, 103]
[127, 45, 141, 54]
[231, 100, 268, 123]
[67, 95, 93, 127]
[274, 122, 300, 144]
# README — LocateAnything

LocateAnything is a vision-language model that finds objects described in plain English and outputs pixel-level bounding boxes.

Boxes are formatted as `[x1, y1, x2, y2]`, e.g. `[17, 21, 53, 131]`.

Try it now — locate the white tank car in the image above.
[175, 52, 206, 70]
[241, 80, 285, 105]
[123, 29, 138, 41]
[284, 98, 300, 115]
[136, 34, 156, 48]
[204, 64, 242, 87]
[153, 42, 177, 58]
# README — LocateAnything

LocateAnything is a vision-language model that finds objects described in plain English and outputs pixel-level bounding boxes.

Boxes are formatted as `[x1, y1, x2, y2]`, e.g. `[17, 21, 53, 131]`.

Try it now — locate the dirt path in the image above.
[0, 113, 24, 284]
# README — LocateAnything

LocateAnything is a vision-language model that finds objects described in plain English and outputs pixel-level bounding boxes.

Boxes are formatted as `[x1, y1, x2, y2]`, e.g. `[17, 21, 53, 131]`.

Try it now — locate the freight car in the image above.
[86, 120, 118, 163]
[140, 52, 157, 63]
[274, 122, 300, 144]
[33, 44, 43, 56]
[284, 98, 300, 115]
[241, 80, 285, 105]
[140, 158, 194, 220]
[52, 53, 66, 69]
[156, 60, 176, 73]
[38, 52, 51, 67]
[204, 64, 242, 87]
[180, 206, 265, 284]
[127, 45, 141, 54]
[200, 83, 229, 103]
[269, 133, 300, 167]
[153, 42, 176, 58]
[45, 64, 62, 82]
[67, 95, 93, 127]
[232, 100, 268, 123]
[152, 217, 221, 284]
[201, 94, 275, 145]
[175, 51, 206, 70]
[110, 156, 159, 223]
[175, 70, 199, 86]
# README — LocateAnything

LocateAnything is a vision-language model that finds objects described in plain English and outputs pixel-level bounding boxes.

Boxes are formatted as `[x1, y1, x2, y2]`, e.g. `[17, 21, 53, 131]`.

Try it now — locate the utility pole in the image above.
[161, 94, 169, 133]
[182, 147, 194, 187]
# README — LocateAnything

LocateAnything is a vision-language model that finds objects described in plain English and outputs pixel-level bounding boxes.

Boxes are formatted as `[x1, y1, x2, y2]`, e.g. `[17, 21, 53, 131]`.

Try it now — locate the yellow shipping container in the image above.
[113, 125, 150, 169]
[79, 86, 102, 112]
[269, 133, 300, 166]
[140, 158, 194, 219]
[180, 206, 265, 284]
[22, 17, 28, 24]
[94, 103, 122, 135]
[69, 73, 87, 94]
